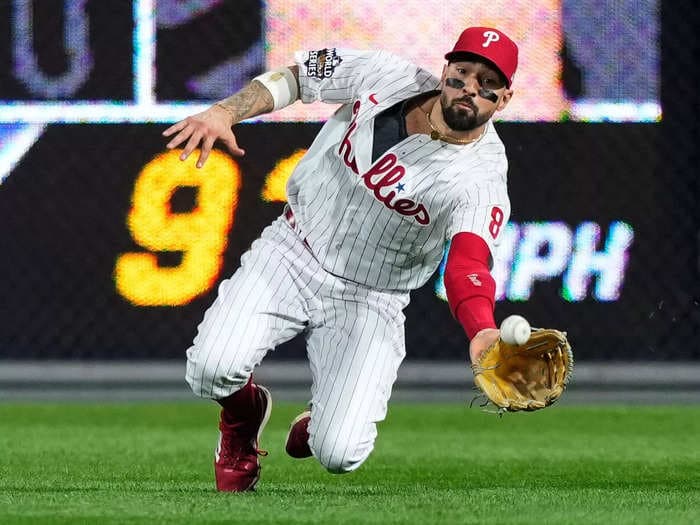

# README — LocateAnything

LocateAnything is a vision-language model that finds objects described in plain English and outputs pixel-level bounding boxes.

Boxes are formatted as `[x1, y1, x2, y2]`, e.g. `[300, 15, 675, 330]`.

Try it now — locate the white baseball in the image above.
[500, 315, 531, 345]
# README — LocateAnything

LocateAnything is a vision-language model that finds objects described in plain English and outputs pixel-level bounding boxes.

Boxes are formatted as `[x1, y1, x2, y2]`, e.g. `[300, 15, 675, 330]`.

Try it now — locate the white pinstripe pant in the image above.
[185, 215, 409, 473]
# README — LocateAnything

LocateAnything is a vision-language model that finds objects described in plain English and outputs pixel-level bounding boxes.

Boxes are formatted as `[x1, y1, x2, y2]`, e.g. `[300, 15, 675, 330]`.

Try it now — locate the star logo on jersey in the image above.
[338, 101, 431, 225]
[305, 48, 342, 79]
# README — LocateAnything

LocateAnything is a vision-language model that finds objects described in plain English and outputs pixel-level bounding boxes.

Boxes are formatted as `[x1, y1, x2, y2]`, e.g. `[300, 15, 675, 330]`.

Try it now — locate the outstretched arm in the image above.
[162, 66, 299, 168]
[443, 231, 500, 363]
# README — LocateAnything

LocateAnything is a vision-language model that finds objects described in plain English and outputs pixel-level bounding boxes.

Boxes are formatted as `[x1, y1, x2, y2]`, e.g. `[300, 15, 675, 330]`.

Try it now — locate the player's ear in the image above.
[496, 88, 513, 111]
[440, 64, 448, 85]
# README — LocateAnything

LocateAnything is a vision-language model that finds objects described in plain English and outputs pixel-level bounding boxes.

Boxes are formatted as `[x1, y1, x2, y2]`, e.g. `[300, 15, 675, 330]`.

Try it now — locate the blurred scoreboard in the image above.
[1, 0, 683, 362]
[0, 0, 659, 122]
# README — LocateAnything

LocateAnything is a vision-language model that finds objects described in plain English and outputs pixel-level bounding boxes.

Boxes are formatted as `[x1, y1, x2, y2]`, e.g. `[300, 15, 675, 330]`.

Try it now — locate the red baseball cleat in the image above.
[284, 410, 312, 459]
[214, 384, 272, 492]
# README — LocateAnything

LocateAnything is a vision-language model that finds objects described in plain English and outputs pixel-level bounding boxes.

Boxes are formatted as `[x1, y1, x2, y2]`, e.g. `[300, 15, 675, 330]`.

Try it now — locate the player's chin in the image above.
[444, 103, 478, 126]
[445, 111, 478, 132]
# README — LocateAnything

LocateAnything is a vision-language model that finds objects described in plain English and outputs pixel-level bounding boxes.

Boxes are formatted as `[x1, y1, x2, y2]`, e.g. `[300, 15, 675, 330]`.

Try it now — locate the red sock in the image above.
[217, 377, 257, 423]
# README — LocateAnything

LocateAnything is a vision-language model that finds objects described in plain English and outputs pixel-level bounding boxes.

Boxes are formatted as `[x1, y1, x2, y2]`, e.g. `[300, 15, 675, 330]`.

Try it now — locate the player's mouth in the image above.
[453, 99, 477, 113]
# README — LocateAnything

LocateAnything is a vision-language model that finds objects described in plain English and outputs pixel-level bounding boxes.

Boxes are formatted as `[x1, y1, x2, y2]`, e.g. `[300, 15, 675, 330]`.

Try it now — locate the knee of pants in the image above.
[308, 424, 376, 474]
[185, 345, 250, 399]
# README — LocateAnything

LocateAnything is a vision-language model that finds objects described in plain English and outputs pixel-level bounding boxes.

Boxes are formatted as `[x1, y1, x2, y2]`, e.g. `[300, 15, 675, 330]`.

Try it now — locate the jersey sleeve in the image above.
[447, 179, 511, 265]
[294, 48, 433, 105]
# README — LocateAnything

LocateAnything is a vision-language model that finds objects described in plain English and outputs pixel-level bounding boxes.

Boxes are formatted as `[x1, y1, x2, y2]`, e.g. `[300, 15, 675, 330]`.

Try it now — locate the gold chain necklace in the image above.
[425, 110, 486, 145]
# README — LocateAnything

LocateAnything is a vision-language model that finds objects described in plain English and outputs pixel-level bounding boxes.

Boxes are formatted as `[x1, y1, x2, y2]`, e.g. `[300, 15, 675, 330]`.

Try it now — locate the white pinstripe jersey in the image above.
[286, 48, 511, 292]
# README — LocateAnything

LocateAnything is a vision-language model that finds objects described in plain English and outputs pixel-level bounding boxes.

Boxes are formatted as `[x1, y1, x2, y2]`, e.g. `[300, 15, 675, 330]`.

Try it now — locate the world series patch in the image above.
[304, 48, 342, 79]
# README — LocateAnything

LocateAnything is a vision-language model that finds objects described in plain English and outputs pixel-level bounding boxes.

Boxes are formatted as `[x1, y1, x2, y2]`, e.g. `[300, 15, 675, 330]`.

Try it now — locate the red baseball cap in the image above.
[445, 27, 519, 87]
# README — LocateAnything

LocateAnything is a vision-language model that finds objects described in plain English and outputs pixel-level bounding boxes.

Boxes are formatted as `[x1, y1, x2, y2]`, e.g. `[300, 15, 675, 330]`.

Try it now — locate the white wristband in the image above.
[252, 68, 299, 111]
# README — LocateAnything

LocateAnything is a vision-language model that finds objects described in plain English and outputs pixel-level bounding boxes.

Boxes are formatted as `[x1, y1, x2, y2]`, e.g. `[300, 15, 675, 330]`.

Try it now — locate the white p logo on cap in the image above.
[482, 30, 500, 47]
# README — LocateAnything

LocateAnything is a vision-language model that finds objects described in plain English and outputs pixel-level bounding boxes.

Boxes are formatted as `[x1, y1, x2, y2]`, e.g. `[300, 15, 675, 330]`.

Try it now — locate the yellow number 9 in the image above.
[115, 150, 241, 306]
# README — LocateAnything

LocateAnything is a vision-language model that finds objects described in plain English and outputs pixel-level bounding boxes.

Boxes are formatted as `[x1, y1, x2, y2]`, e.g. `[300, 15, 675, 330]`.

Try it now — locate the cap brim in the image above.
[444, 51, 511, 87]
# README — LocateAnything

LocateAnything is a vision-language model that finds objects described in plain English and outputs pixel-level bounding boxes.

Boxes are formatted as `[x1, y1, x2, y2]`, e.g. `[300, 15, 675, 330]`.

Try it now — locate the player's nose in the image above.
[461, 75, 480, 95]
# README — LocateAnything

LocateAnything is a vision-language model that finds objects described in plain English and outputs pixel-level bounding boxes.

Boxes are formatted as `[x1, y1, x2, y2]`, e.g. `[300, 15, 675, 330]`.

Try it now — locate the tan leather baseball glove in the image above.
[471, 328, 574, 412]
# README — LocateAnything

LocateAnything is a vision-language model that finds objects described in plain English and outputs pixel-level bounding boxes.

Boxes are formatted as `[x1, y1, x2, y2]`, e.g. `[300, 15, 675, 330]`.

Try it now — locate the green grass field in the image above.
[1, 402, 698, 524]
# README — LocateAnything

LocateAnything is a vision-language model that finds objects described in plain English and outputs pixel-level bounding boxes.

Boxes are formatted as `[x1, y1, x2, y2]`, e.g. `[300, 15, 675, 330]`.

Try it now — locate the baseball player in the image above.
[163, 26, 518, 492]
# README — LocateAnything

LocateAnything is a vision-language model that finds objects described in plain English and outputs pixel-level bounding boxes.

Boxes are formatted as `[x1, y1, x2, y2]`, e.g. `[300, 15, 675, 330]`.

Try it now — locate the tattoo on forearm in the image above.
[216, 82, 274, 123]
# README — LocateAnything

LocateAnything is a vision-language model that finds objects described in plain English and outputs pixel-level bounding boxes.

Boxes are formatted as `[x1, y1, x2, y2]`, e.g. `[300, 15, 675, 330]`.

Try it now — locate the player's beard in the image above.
[440, 93, 486, 132]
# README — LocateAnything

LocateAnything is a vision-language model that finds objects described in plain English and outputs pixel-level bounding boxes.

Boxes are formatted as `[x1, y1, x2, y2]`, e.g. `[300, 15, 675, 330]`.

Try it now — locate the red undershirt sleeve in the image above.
[444, 232, 497, 339]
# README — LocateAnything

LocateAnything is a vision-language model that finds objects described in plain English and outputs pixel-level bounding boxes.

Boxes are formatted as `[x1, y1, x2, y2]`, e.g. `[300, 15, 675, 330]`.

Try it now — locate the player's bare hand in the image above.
[162, 105, 245, 168]
[469, 328, 500, 364]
